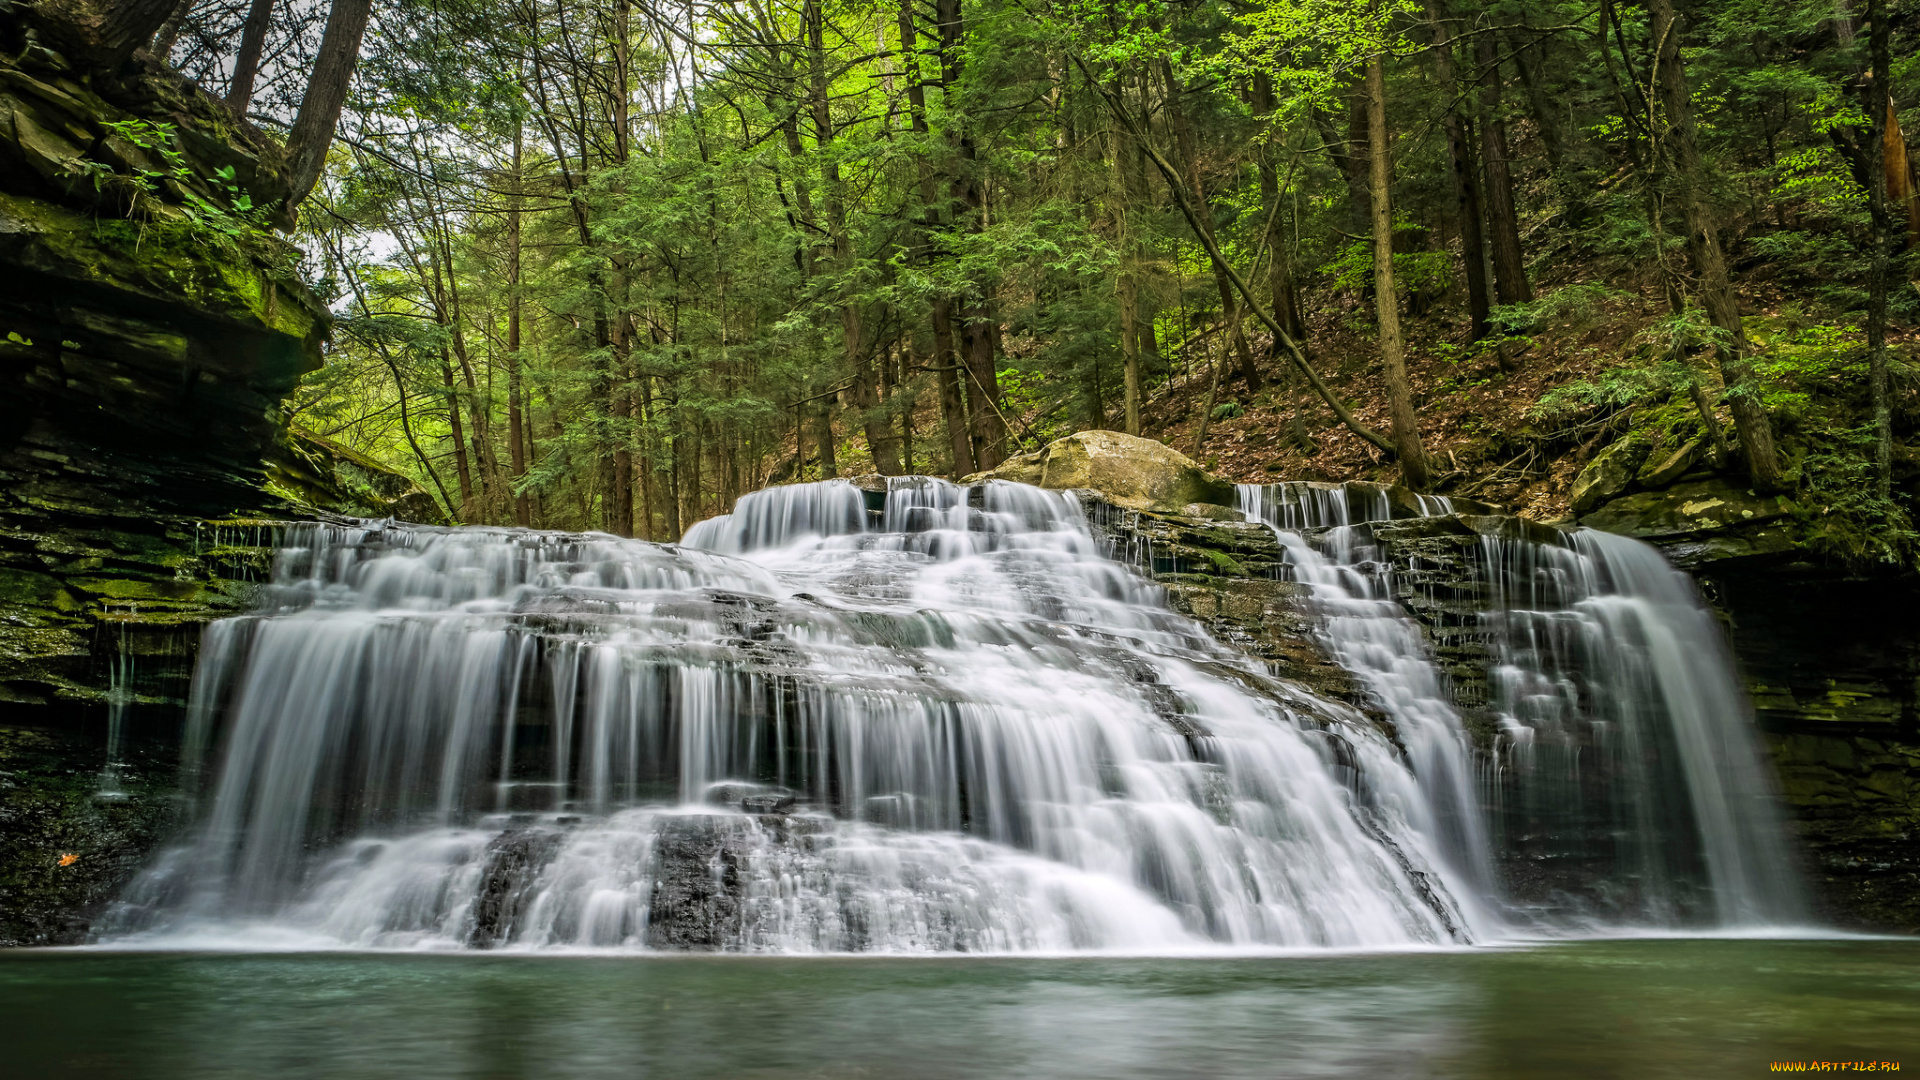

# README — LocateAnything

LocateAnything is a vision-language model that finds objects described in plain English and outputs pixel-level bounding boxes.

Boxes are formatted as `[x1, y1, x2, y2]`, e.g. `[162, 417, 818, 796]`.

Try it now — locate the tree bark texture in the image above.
[1366, 56, 1432, 489]
[285, 0, 375, 208]
[1423, 1, 1491, 339]
[225, 0, 276, 112]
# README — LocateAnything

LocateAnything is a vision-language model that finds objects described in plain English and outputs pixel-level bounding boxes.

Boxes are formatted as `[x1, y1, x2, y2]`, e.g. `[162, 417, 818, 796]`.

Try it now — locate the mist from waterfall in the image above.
[104, 476, 1804, 952]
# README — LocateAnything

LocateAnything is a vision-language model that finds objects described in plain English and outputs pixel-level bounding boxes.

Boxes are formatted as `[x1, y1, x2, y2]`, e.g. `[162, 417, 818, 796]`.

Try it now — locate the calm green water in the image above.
[2, 940, 1915, 1079]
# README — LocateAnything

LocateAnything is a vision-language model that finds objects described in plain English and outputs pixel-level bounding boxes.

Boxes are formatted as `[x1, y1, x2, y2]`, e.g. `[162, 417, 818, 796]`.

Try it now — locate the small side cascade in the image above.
[1237, 481, 1807, 928]
[1236, 483, 1499, 924]
[1477, 528, 1807, 925]
[96, 638, 135, 801]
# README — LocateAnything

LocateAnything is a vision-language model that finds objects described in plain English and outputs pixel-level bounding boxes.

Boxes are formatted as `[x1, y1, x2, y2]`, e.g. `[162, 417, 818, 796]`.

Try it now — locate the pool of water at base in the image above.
[1, 939, 1915, 1079]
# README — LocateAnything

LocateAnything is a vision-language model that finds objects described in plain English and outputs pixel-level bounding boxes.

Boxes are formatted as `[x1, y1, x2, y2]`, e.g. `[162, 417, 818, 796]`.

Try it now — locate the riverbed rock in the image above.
[966, 431, 1237, 513]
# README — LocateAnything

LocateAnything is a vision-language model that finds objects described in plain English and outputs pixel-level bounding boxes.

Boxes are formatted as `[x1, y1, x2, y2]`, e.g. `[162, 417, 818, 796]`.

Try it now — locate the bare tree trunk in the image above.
[225, 0, 276, 112]
[443, 354, 475, 509]
[1366, 56, 1433, 490]
[1475, 36, 1532, 306]
[1114, 115, 1143, 436]
[933, 302, 974, 476]
[898, 0, 972, 477]
[285, 0, 375, 208]
[936, 0, 1007, 470]
[1648, 0, 1785, 490]
[812, 395, 838, 479]
[961, 301, 1005, 468]
[149, 0, 190, 59]
[1252, 74, 1309, 343]
[604, 0, 635, 536]
[1119, 269, 1143, 436]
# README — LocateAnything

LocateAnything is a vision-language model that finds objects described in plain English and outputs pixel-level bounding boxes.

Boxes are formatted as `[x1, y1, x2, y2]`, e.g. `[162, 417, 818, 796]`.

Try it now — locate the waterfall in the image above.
[1237, 482, 1806, 928]
[105, 477, 1802, 952]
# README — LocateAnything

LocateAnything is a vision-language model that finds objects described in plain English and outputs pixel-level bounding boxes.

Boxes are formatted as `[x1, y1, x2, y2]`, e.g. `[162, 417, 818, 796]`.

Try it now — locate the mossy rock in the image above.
[967, 431, 1236, 514]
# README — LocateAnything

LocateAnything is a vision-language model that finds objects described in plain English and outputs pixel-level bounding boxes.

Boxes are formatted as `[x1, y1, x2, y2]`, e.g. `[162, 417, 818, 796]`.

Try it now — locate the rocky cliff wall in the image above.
[0, 39, 439, 943]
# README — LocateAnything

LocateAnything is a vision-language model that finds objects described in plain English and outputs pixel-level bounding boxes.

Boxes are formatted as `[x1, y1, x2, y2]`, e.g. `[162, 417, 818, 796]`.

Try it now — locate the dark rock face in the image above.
[0, 724, 183, 945]
[468, 828, 566, 948]
[1697, 566, 1920, 931]
[646, 816, 750, 950]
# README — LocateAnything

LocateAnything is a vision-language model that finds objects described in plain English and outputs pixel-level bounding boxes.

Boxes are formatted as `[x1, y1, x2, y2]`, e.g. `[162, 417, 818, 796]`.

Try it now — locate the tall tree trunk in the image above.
[961, 300, 1005, 467]
[1423, 1, 1491, 340]
[1648, 0, 1785, 490]
[897, 0, 973, 476]
[1309, 91, 1373, 236]
[638, 378, 657, 538]
[804, 0, 900, 476]
[605, 0, 635, 536]
[1113, 113, 1144, 436]
[443, 354, 475, 508]
[936, 0, 1007, 469]
[284, 0, 375, 208]
[1366, 56, 1433, 490]
[225, 0, 275, 112]
[507, 126, 530, 528]
[933, 301, 974, 476]
[1862, 0, 1893, 498]
[1119, 265, 1142, 436]
[149, 0, 190, 60]
[1475, 36, 1532, 306]
[812, 394, 838, 479]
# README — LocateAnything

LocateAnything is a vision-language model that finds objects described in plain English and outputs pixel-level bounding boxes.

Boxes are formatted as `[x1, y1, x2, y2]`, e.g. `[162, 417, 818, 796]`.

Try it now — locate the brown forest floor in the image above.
[809, 262, 1917, 525]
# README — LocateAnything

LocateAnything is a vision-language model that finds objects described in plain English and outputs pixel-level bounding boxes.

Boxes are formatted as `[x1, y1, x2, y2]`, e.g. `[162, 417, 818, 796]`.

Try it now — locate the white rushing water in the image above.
[105, 477, 1803, 952]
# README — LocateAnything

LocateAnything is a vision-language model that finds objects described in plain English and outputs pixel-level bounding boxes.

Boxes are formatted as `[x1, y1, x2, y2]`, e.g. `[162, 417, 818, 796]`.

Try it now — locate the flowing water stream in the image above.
[103, 477, 1805, 952]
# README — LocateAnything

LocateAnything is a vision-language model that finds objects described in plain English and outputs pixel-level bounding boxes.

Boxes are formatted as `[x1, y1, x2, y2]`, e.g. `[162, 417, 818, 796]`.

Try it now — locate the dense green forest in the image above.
[151, 0, 1918, 549]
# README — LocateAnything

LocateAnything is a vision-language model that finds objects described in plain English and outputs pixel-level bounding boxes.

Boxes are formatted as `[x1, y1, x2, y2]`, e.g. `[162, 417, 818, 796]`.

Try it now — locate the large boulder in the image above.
[965, 431, 1237, 513]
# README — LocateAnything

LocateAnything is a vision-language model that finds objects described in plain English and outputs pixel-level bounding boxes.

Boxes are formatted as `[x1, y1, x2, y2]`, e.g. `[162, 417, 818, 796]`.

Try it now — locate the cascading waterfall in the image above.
[105, 476, 1803, 952]
[1237, 482, 1806, 927]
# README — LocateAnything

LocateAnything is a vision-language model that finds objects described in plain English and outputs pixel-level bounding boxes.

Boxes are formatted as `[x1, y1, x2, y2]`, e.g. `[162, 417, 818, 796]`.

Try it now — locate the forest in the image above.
[135, 0, 1919, 552]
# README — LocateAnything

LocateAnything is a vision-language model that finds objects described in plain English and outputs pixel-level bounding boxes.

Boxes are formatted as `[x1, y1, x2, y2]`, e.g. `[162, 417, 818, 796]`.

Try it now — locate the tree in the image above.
[287, 0, 377, 208]
[1646, 0, 1786, 491]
